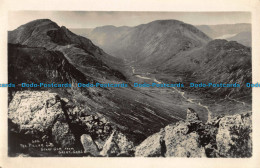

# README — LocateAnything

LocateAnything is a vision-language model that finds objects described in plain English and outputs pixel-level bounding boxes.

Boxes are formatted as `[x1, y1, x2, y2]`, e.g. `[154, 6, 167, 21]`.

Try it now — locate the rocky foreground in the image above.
[8, 91, 252, 157]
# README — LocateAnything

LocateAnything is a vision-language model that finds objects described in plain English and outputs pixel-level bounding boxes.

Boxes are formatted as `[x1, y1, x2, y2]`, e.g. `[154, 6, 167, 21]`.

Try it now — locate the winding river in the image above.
[130, 65, 250, 122]
[131, 66, 213, 121]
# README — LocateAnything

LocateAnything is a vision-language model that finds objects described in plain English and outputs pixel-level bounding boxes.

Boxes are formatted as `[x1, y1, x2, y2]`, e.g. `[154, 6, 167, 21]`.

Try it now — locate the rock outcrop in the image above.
[8, 91, 252, 157]
[135, 108, 252, 158]
[9, 91, 65, 135]
[8, 91, 135, 157]
[135, 130, 164, 157]
[100, 131, 134, 156]
[80, 134, 99, 156]
[215, 113, 252, 157]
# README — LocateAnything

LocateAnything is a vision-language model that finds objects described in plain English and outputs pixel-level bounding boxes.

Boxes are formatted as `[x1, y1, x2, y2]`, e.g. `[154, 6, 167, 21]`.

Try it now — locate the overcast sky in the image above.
[8, 11, 251, 30]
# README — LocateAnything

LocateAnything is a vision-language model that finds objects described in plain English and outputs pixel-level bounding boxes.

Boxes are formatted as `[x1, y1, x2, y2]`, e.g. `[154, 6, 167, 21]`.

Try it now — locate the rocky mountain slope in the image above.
[8, 19, 252, 157]
[8, 19, 199, 147]
[8, 91, 252, 157]
[86, 20, 211, 67]
[8, 42, 192, 144]
[84, 20, 251, 100]
[8, 19, 125, 81]
[158, 39, 252, 99]
[8, 43, 93, 100]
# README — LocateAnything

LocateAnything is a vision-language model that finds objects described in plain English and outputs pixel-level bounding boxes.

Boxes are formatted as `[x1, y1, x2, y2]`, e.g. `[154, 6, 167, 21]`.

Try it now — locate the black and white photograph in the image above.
[1, 0, 260, 167]
[6, 11, 252, 158]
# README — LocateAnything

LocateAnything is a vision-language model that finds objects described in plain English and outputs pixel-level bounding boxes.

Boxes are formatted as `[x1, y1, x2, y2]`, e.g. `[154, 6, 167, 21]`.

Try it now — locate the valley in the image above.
[7, 18, 252, 157]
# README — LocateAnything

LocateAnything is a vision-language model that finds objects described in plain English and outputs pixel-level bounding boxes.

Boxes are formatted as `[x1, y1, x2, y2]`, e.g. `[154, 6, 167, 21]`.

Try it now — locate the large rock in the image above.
[164, 122, 206, 157]
[52, 121, 76, 148]
[100, 131, 120, 156]
[114, 131, 134, 154]
[80, 134, 99, 156]
[135, 129, 165, 157]
[9, 91, 78, 149]
[135, 120, 206, 157]
[100, 131, 134, 156]
[8, 91, 63, 134]
[216, 113, 252, 157]
[134, 108, 252, 158]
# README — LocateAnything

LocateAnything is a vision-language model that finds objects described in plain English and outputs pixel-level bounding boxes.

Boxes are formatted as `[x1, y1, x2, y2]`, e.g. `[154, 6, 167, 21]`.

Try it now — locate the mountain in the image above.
[8, 19, 199, 146]
[196, 23, 251, 39]
[87, 20, 211, 68]
[8, 43, 93, 101]
[158, 39, 252, 99]
[86, 20, 251, 99]
[8, 19, 252, 157]
[227, 31, 251, 47]
[86, 25, 131, 53]
[8, 19, 126, 81]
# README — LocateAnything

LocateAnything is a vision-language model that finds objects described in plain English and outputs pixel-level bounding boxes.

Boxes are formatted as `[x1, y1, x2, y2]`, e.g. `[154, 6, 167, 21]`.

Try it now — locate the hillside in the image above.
[8, 19, 252, 157]
[8, 19, 204, 146]
[9, 92, 252, 158]
[87, 20, 211, 67]
[8, 19, 126, 81]
[158, 39, 252, 99]
[86, 20, 251, 100]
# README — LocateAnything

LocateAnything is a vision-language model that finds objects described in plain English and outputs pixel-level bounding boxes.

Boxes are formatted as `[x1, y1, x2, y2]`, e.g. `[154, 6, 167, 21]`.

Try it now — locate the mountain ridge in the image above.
[9, 19, 198, 143]
[86, 19, 211, 68]
[8, 19, 126, 82]
[8, 19, 252, 157]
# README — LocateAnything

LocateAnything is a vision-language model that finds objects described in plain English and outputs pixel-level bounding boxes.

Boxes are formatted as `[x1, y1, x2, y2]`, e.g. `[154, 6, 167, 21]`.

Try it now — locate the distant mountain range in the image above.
[75, 20, 251, 98]
[83, 20, 211, 65]
[196, 23, 251, 47]
[71, 23, 251, 48]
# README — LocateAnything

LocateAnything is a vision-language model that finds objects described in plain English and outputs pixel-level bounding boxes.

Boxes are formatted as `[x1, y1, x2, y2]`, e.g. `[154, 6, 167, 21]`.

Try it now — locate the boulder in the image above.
[135, 129, 165, 157]
[216, 114, 252, 157]
[114, 132, 134, 154]
[8, 91, 64, 134]
[80, 134, 99, 156]
[100, 131, 120, 156]
[52, 121, 76, 148]
[100, 131, 134, 156]
[164, 122, 206, 157]
[134, 109, 207, 157]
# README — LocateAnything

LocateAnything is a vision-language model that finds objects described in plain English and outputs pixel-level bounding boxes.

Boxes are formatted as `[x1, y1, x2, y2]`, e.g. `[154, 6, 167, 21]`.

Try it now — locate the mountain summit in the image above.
[87, 19, 211, 67]
[8, 19, 125, 81]
[8, 19, 191, 144]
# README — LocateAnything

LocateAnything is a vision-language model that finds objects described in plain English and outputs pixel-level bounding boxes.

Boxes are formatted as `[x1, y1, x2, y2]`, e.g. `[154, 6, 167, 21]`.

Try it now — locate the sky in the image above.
[8, 11, 251, 30]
